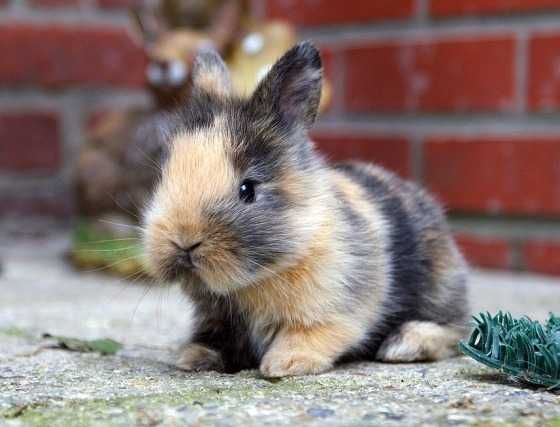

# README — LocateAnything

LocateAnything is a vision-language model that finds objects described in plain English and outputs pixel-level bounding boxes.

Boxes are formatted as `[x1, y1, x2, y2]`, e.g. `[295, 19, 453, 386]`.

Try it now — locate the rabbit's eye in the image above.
[239, 180, 256, 203]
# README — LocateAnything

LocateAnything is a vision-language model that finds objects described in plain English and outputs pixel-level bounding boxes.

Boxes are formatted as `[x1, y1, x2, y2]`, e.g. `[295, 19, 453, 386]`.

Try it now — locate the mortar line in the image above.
[0, 89, 148, 104]
[299, 13, 560, 46]
[514, 29, 529, 114]
[314, 114, 560, 136]
[415, 0, 429, 24]
[0, 7, 131, 25]
[450, 217, 560, 239]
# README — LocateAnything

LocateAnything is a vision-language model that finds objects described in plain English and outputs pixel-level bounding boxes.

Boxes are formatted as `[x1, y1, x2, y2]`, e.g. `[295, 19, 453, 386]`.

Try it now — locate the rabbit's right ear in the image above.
[250, 41, 322, 130]
[191, 46, 232, 98]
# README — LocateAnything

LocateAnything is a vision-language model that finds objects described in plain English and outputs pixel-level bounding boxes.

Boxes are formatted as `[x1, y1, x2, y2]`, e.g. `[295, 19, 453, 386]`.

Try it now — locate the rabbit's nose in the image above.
[174, 241, 202, 270]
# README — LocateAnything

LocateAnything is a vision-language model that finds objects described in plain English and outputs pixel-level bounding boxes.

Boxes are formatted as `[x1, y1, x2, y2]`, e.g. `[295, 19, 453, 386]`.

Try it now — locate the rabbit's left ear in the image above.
[191, 46, 232, 98]
[251, 41, 323, 129]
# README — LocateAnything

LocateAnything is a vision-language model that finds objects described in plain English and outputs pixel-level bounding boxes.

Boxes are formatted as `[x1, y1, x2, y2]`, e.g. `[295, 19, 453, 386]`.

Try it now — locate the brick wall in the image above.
[1, 0, 560, 277]
[0, 0, 148, 219]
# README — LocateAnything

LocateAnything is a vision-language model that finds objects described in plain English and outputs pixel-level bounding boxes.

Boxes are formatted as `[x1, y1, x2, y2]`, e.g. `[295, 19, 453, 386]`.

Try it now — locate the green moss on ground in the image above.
[1, 377, 361, 427]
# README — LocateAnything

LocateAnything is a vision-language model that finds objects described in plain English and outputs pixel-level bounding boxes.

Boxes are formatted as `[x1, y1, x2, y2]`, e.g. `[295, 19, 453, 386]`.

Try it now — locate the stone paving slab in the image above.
[1, 236, 560, 426]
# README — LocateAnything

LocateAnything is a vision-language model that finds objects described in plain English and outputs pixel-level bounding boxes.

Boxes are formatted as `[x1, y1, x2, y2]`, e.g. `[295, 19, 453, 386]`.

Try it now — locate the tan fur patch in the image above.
[196, 74, 230, 98]
[148, 117, 235, 246]
[142, 116, 239, 281]
[330, 169, 381, 226]
[260, 321, 360, 377]
[377, 321, 464, 362]
[236, 211, 335, 326]
[193, 59, 232, 98]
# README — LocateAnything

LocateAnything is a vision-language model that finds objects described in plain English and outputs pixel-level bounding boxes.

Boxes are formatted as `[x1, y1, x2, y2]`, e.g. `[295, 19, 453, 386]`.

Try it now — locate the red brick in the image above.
[319, 47, 335, 81]
[96, 0, 139, 8]
[0, 112, 61, 173]
[0, 24, 146, 88]
[424, 137, 560, 215]
[431, 0, 560, 17]
[344, 37, 516, 113]
[312, 133, 411, 178]
[523, 240, 560, 276]
[454, 233, 512, 269]
[264, 0, 414, 26]
[30, 0, 79, 7]
[528, 34, 560, 111]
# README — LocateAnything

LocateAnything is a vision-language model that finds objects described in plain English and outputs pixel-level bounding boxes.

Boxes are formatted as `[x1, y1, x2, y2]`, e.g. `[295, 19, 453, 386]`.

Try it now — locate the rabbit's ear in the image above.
[251, 41, 322, 129]
[129, 6, 165, 45]
[191, 46, 232, 98]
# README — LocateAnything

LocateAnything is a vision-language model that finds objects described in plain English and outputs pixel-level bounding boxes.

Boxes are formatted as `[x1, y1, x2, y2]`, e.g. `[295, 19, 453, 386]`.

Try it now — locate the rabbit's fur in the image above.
[142, 42, 469, 377]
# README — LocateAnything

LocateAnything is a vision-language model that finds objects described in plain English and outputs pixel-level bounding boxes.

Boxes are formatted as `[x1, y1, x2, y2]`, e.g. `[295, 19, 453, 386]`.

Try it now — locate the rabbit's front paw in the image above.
[176, 343, 223, 372]
[260, 350, 332, 378]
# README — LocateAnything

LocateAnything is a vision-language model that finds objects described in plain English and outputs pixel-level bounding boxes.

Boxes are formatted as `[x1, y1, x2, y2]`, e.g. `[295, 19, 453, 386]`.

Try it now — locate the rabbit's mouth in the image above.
[153, 256, 198, 284]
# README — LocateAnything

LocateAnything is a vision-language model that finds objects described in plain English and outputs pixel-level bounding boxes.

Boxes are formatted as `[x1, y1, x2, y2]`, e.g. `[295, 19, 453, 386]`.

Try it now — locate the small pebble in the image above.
[307, 407, 335, 418]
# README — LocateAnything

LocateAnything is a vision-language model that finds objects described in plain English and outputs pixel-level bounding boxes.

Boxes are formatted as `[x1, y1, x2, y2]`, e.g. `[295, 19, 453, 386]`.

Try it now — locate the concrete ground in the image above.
[1, 233, 560, 427]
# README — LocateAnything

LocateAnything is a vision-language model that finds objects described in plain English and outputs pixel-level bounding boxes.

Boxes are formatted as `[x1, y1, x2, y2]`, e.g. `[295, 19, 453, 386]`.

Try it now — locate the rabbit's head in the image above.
[142, 42, 328, 294]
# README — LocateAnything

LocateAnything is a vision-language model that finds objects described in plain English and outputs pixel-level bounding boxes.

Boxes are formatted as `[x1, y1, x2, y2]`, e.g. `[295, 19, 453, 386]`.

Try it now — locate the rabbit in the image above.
[141, 41, 469, 377]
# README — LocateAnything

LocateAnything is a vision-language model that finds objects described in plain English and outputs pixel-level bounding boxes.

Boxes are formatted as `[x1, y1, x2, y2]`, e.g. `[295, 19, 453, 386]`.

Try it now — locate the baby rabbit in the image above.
[142, 41, 469, 377]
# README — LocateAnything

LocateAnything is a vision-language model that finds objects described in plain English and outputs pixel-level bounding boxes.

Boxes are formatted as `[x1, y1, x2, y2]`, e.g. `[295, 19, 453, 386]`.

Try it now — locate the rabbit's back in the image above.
[332, 162, 469, 360]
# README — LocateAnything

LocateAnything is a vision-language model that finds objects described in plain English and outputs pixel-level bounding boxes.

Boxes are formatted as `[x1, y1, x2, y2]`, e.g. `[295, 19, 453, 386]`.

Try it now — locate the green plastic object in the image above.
[459, 311, 560, 389]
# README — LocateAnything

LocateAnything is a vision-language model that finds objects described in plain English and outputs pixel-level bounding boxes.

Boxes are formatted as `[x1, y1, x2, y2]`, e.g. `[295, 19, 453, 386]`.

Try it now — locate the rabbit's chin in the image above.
[193, 269, 259, 295]
[171, 267, 261, 295]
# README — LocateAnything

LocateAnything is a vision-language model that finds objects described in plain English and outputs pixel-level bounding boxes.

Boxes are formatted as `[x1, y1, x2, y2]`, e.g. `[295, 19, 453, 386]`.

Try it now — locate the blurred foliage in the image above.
[42, 333, 123, 355]
[69, 221, 146, 278]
